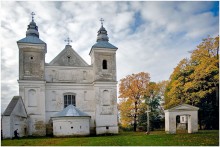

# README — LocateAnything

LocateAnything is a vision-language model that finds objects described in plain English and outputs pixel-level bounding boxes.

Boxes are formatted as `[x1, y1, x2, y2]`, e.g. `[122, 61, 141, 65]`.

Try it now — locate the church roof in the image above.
[53, 105, 90, 117]
[49, 45, 88, 66]
[3, 96, 27, 117]
[92, 41, 118, 49]
[3, 96, 20, 116]
[17, 36, 45, 44]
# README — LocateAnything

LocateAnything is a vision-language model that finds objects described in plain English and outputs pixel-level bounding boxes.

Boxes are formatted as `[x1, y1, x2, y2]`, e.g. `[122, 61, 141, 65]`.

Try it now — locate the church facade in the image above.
[2, 15, 119, 138]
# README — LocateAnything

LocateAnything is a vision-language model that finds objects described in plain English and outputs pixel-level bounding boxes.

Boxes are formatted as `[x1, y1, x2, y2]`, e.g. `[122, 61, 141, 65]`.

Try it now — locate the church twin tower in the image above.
[17, 14, 118, 136]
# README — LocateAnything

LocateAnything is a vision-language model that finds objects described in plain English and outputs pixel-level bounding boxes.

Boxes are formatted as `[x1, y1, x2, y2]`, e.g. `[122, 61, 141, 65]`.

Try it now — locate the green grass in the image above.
[1, 130, 219, 146]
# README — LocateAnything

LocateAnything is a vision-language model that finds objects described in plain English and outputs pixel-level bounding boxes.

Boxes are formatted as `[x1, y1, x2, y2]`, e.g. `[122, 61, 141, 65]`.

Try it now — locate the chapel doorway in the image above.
[176, 115, 188, 133]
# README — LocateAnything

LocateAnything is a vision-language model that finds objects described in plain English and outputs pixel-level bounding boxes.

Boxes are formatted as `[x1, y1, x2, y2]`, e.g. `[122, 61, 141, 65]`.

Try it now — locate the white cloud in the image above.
[1, 1, 218, 112]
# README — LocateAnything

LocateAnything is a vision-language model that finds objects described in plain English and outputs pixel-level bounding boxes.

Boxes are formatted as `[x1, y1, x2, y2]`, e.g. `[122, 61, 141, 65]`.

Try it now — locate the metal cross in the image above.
[31, 12, 35, 21]
[100, 18, 104, 26]
[64, 37, 72, 45]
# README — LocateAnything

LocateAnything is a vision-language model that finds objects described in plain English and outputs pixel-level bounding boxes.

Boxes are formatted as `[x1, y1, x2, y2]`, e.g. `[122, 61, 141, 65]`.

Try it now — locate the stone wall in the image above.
[94, 82, 119, 134]
[52, 117, 90, 136]
[18, 80, 46, 136]
[45, 66, 93, 83]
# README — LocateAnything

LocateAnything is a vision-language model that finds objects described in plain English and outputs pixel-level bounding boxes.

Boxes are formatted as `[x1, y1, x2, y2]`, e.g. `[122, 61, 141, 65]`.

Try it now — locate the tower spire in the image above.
[96, 18, 109, 42]
[26, 12, 39, 38]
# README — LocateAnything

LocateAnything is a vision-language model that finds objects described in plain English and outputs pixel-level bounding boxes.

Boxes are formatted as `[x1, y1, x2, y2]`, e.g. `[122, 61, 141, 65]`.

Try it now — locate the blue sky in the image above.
[1, 1, 219, 112]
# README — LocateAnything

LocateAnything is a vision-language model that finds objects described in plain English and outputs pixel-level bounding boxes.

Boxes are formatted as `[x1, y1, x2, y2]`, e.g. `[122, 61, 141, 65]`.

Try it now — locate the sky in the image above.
[1, 1, 219, 112]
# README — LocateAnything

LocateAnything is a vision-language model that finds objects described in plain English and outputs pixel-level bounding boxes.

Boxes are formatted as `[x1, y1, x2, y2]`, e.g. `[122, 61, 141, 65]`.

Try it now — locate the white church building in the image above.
[2, 14, 119, 138]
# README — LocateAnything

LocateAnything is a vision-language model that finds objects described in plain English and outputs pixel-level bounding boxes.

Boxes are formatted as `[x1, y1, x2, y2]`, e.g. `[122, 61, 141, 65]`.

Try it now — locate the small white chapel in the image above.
[2, 13, 119, 138]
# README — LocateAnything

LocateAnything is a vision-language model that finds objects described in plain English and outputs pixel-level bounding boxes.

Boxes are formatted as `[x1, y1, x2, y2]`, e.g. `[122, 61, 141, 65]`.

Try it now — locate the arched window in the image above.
[28, 89, 37, 107]
[102, 60, 107, 69]
[64, 93, 76, 108]
[103, 90, 110, 106]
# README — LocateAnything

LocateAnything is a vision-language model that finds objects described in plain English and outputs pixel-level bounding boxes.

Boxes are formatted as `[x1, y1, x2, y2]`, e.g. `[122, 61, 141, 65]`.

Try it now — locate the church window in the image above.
[64, 93, 76, 108]
[102, 60, 107, 69]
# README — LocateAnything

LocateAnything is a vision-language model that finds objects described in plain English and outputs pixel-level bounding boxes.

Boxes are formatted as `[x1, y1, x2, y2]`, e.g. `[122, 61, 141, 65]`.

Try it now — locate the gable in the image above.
[3, 96, 27, 117]
[13, 98, 28, 117]
[49, 45, 88, 67]
[166, 104, 199, 112]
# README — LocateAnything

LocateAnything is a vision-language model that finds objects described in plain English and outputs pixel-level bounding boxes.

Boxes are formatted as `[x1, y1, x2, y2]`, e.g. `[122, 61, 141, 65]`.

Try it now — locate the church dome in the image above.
[53, 105, 90, 117]
[26, 20, 39, 38]
[96, 25, 109, 42]
[90, 19, 118, 50]
[17, 12, 46, 44]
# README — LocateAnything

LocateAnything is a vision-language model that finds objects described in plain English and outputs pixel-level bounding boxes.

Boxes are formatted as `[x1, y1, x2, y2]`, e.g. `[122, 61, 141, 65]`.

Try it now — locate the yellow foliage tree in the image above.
[119, 72, 150, 131]
[164, 36, 219, 129]
[118, 98, 134, 128]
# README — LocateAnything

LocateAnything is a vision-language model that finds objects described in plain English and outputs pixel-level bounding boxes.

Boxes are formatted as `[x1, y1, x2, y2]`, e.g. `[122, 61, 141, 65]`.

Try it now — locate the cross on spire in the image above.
[100, 18, 104, 26]
[31, 12, 35, 22]
[64, 37, 72, 45]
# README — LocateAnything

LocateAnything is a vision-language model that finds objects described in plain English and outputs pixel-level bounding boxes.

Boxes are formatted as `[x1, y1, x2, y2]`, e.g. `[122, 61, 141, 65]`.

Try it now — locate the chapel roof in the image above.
[164, 103, 199, 112]
[53, 105, 90, 117]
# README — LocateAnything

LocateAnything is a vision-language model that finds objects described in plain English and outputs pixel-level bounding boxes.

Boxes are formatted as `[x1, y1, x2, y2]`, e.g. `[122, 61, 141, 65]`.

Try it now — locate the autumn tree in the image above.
[119, 72, 150, 131]
[164, 58, 191, 109]
[164, 36, 219, 129]
[118, 98, 133, 128]
[138, 81, 168, 131]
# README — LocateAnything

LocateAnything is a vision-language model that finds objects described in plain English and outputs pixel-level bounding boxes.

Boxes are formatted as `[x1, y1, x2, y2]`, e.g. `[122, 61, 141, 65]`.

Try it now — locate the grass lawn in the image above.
[1, 130, 219, 146]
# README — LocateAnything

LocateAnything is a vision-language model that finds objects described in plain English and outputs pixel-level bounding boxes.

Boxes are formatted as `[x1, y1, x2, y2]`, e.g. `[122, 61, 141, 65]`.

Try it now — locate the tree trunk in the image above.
[216, 85, 219, 106]
[133, 101, 138, 132]
[198, 111, 202, 130]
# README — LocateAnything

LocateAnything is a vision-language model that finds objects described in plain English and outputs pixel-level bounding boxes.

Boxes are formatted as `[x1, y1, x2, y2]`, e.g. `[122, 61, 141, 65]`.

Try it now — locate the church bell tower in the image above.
[17, 12, 47, 136]
[89, 19, 119, 134]
[17, 12, 47, 80]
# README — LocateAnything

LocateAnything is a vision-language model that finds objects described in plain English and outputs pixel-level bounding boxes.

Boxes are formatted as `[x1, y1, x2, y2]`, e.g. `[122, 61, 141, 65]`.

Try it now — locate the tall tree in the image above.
[139, 81, 167, 131]
[164, 58, 191, 109]
[164, 36, 219, 129]
[119, 72, 150, 131]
